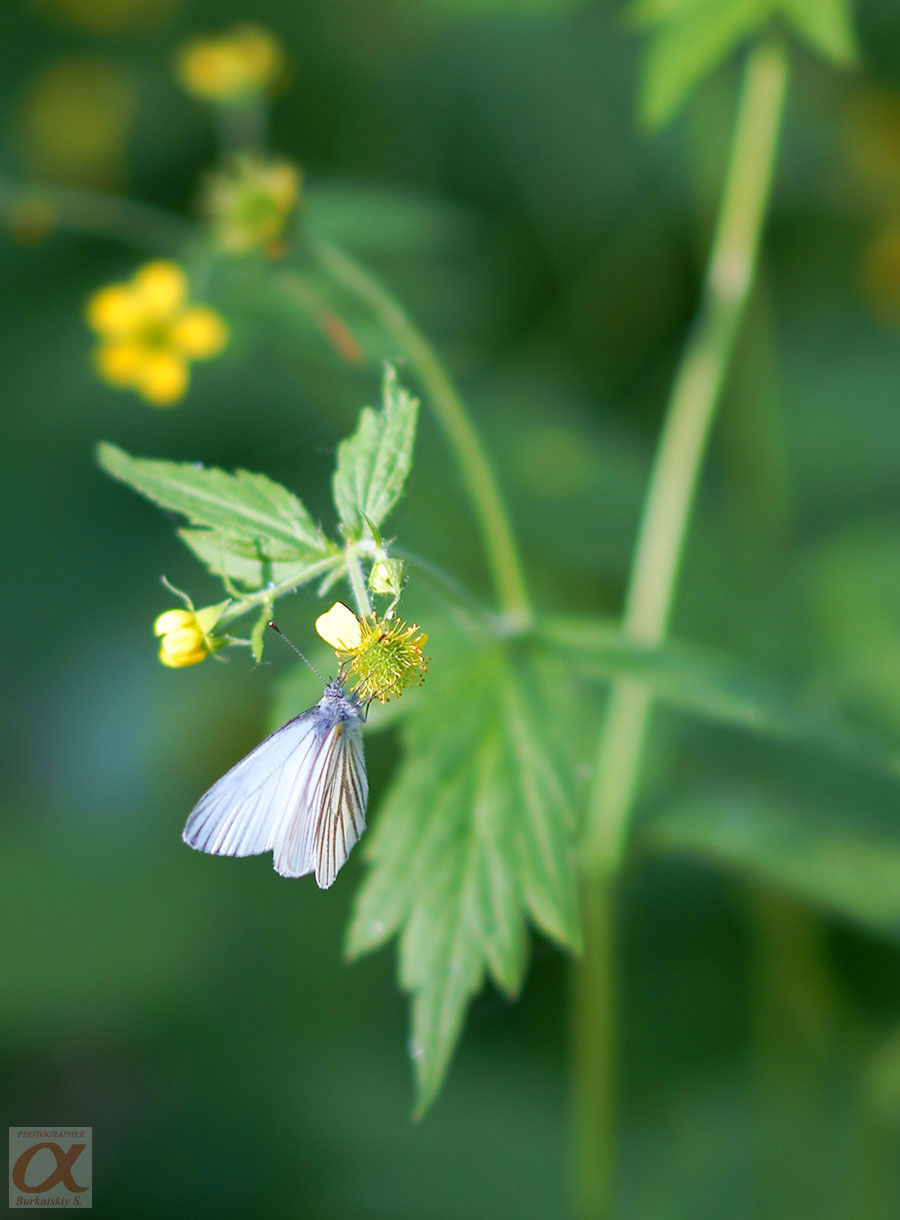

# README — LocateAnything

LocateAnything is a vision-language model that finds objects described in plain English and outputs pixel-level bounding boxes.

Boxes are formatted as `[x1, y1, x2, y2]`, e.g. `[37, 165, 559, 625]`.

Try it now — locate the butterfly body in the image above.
[182, 680, 368, 888]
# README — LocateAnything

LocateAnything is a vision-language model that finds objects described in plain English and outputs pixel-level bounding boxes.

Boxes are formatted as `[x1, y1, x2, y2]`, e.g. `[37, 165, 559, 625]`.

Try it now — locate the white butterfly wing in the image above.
[182, 710, 323, 859]
[273, 719, 368, 888]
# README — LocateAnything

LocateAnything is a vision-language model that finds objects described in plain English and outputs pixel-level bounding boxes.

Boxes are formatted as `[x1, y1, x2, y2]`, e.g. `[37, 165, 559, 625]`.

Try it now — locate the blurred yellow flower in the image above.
[19, 57, 136, 187]
[204, 155, 301, 255]
[174, 24, 285, 103]
[316, 601, 428, 704]
[154, 601, 227, 668]
[85, 261, 228, 406]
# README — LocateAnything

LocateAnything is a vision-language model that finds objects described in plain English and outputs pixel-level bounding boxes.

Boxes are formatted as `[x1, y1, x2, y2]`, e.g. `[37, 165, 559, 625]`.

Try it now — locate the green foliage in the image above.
[632, 0, 858, 128]
[333, 364, 419, 538]
[403, 0, 586, 13]
[641, 789, 900, 935]
[96, 362, 419, 646]
[634, 0, 767, 129]
[541, 615, 900, 771]
[780, 0, 858, 64]
[97, 441, 339, 593]
[346, 646, 581, 1115]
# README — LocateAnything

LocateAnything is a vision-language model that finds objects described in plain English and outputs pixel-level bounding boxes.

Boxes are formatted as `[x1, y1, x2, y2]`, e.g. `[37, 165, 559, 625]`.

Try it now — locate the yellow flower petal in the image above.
[233, 25, 284, 86]
[94, 340, 146, 387]
[176, 44, 246, 100]
[171, 307, 229, 358]
[132, 261, 187, 317]
[136, 351, 189, 405]
[154, 608, 196, 636]
[85, 284, 142, 335]
[316, 602, 363, 651]
[159, 625, 207, 663]
[159, 641, 208, 667]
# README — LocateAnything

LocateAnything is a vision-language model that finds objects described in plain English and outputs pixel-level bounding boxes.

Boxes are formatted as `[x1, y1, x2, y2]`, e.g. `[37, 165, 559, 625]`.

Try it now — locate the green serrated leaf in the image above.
[778, 0, 858, 65]
[502, 673, 582, 950]
[346, 646, 581, 1115]
[640, 790, 900, 936]
[332, 365, 419, 536]
[98, 442, 332, 554]
[98, 442, 339, 599]
[637, 0, 768, 129]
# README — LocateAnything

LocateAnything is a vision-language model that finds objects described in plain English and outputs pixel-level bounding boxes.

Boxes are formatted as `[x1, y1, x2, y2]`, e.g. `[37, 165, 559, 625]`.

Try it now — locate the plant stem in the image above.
[585, 36, 789, 872]
[571, 877, 615, 1220]
[0, 176, 192, 252]
[345, 543, 374, 620]
[216, 553, 345, 629]
[571, 36, 790, 1220]
[311, 236, 532, 629]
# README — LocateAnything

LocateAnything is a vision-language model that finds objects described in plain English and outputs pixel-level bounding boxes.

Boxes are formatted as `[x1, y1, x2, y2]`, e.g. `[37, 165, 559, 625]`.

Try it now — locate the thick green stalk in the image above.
[312, 236, 532, 628]
[571, 37, 790, 1220]
[571, 878, 615, 1220]
[585, 37, 789, 871]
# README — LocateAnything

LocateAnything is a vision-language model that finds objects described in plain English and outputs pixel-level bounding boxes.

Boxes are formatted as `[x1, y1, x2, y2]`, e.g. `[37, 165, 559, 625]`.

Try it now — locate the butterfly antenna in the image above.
[268, 621, 326, 684]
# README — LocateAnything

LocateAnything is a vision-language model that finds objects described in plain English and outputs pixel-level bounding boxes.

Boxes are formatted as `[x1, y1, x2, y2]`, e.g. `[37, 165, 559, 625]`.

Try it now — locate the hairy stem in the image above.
[312, 236, 532, 629]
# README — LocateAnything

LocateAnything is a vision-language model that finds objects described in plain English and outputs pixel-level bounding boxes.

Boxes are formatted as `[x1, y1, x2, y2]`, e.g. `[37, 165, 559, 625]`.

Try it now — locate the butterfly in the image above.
[182, 678, 368, 889]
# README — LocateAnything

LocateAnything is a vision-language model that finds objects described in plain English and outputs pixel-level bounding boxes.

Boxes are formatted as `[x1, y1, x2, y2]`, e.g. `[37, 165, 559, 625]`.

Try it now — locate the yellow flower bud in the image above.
[153, 600, 229, 668]
[154, 608, 196, 636]
[159, 626, 208, 667]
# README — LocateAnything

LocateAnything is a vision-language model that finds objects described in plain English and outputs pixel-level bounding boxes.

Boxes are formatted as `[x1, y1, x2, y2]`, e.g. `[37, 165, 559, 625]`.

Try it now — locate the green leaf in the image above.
[635, 0, 768, 129]
[250, 602, 273, 664]
[539, 616, 900, 777]
[178, 528, 342, 591]
[332, 364, 419, 536]
[640, 790, 900, 937]
[778, 0, 858, 65]
[98, 442, 329, 550]
[346, 647, 581, 1115]
[97, 442, 338, 591]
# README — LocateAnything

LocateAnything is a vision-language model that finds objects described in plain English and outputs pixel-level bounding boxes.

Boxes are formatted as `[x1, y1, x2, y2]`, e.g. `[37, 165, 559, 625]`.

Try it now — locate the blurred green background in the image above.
[4, 0, 900, 1216]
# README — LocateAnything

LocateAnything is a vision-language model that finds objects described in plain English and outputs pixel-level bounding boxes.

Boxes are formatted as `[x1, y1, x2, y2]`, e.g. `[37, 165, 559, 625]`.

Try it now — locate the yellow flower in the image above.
[154, 602, 227, 668]
[203, 155, 302, 255]
[175, 24, 285, 103]
[316, 602, 428, 704]
[85, 261, 228, 405]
